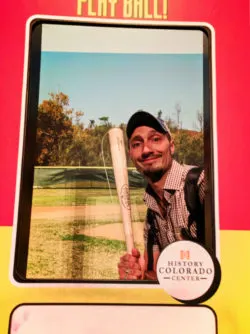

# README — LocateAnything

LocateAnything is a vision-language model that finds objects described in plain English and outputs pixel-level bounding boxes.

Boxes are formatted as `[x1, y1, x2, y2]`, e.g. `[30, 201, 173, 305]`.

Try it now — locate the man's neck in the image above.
[144, 159, 174, 200]
[146, 170, 168, 201]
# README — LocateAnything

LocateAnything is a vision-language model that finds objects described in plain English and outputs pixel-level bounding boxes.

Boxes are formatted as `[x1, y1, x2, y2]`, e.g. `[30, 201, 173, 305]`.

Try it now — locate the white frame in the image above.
[10, 15, 219, 288]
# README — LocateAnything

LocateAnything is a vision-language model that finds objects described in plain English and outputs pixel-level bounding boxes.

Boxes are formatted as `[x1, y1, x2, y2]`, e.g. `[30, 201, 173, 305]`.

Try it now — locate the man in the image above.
[118, 110, 205, 280]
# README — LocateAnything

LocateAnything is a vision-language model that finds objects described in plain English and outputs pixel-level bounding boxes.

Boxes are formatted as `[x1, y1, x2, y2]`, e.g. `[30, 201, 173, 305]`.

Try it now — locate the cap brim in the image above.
[126, 111, 168, 139]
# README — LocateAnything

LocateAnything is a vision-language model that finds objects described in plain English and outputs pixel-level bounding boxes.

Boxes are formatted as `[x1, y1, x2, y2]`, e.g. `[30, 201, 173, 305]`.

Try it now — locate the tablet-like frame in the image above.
[10, 15, 219, 287]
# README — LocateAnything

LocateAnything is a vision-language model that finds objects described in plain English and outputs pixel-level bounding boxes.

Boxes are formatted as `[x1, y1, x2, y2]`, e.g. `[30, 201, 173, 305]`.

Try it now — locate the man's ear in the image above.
[170, 140, 175, 155]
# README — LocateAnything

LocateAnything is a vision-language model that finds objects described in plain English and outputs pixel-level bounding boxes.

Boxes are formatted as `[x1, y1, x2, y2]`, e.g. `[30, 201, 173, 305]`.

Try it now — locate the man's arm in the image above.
[117, 218, 159, 280]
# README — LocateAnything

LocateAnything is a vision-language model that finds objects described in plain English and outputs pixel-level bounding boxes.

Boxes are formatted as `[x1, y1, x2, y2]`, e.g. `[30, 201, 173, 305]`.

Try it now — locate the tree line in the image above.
[35, 92, 204, 167]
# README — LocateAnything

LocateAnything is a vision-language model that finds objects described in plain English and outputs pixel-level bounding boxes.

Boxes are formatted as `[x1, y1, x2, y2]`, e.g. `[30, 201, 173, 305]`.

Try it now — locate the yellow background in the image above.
[1, 228, 250, 333]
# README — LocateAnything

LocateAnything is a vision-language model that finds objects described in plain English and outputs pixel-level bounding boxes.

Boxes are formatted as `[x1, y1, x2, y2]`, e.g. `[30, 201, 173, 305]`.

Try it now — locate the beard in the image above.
[136, 156, 173, 183]
[142, 167, 166, 182]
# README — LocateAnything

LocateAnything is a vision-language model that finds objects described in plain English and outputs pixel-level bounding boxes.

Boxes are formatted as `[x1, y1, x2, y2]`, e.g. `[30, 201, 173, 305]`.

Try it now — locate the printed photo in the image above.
[13, 19, 218, 283]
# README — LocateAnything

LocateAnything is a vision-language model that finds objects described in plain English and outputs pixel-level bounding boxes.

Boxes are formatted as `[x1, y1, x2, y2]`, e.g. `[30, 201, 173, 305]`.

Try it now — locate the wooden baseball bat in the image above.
[108, 128, 134, 254]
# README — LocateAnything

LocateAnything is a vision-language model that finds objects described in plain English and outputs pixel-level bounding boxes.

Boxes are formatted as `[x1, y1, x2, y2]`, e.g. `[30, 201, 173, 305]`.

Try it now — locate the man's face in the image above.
[128, 126, 175, 180]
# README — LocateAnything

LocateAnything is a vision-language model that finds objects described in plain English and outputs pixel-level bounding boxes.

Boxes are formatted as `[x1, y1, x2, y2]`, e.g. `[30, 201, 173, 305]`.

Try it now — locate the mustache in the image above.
[139, 153, 162, 162]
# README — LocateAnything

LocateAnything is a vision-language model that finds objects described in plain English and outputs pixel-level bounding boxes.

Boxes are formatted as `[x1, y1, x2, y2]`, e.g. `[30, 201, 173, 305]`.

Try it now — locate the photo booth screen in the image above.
[12, 18, 217, 283]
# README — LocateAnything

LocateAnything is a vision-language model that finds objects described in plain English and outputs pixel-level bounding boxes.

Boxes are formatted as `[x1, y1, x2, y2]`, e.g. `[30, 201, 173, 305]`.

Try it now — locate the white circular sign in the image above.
[156, 241, 216, 302]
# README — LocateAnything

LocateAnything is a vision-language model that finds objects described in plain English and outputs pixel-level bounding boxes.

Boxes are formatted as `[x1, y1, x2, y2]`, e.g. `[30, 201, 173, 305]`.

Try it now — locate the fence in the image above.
[34, 167, 146, 189]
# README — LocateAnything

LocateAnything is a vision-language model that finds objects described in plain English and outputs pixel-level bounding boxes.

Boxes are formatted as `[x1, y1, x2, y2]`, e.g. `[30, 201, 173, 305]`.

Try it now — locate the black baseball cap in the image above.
[126, 111, 172, 140]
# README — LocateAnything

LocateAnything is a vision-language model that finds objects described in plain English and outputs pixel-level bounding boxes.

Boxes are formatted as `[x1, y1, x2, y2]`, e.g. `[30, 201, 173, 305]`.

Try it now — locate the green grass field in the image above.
[27, 188, 146, 280]
[32, 188, 145, 206]
[27, 220, 130, 279]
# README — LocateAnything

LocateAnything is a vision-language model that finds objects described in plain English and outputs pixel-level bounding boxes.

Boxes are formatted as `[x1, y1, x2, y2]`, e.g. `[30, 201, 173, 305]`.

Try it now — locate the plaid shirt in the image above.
[143, 160, 205, 254]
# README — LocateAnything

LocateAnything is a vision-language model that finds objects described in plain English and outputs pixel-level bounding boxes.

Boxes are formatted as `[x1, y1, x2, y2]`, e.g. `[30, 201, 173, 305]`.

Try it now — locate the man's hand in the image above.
[118, 248, 144, 280]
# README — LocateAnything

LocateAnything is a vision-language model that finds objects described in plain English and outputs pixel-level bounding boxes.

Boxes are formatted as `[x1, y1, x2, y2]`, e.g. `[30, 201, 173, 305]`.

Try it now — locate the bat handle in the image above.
[125, 234, 134, 254]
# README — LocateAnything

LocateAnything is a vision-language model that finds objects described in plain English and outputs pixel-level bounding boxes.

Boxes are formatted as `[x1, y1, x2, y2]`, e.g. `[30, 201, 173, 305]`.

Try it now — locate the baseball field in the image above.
[27, 188, 146, 280]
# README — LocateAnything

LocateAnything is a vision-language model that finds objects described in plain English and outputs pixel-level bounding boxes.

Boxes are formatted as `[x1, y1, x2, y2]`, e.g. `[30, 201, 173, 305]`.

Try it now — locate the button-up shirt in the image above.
[143, 160, 205, 253]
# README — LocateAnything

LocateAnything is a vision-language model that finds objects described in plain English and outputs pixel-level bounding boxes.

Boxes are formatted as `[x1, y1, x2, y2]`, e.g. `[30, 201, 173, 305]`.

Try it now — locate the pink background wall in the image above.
[1, 0, 249, 229]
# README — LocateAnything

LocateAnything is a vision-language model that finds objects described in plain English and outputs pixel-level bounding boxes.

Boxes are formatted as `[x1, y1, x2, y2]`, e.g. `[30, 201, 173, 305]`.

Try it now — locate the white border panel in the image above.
[42, 24, 204, 54]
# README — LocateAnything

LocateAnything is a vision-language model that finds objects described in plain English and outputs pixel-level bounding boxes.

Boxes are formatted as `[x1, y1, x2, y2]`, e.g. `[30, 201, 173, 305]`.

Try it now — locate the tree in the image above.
[186, 132, 204, 166]
[173, 129, 204, 166]
[196, 109, 203, 132]
[36, 92, 74, 165]
[173, 130, 191, 164]
[175, 103, 182, 130]
[157, 110, 163, 119]
[165, 116, 178, 133]
[66, 120, 114, 167]
[99, 116, 110, 126]
[88, 119, 95, 129]
[66, 125, 88, 166]
[75, 111, 84, 126]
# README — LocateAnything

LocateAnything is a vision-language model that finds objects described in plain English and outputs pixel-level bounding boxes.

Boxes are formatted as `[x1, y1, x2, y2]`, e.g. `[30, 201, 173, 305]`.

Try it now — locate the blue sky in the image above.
[39, 52, 203, 130]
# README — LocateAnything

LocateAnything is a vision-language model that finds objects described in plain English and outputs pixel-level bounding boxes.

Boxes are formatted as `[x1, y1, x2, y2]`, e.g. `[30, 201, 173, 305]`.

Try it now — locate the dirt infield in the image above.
[78, 222, 144, 244]
[31, 204, 146, 244]
[31, 204, 146, 221]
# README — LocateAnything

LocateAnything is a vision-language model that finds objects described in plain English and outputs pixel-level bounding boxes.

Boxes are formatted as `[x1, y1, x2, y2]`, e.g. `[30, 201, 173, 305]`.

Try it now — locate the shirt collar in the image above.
[163, 160, 185, 191]
[144, 160, 184, 202]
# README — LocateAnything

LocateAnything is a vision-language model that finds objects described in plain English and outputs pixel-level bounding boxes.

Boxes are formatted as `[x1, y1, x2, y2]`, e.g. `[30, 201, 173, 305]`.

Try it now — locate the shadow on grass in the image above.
[61, 234, 127, 252]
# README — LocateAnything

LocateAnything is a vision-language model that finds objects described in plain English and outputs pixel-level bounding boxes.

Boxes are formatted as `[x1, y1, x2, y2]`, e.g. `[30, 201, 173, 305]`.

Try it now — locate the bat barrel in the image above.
[108, 128, 134, 254]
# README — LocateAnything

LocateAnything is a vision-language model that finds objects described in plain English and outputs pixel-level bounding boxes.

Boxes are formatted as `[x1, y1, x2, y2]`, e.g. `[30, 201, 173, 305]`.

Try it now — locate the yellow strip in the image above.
[1, 228, 250, 333]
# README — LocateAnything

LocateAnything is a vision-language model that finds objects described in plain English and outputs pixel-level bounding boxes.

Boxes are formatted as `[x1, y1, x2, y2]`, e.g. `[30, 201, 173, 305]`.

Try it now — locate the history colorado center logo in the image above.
[157, 240, 220, 303]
